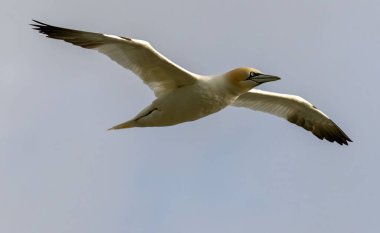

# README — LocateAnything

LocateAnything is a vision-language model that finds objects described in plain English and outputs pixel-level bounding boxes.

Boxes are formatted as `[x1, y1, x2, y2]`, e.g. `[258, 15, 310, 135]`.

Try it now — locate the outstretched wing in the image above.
[232, 89, 352, 145]
[31, 20, 198, 97]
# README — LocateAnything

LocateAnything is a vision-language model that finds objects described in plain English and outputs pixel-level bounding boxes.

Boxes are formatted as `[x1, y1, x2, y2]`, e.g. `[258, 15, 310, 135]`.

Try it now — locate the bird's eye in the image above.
[250, 72, 258, 77]
[247, 71, 258, 80]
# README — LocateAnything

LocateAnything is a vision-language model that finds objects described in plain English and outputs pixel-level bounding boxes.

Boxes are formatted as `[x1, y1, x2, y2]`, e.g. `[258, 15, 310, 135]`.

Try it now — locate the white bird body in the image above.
[118, 75, 238, 128]
[32, 20, 352, 145]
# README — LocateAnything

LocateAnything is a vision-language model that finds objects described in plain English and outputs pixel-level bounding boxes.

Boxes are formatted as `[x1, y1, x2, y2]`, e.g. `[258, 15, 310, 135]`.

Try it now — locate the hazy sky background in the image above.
[1, 0, 380, 232]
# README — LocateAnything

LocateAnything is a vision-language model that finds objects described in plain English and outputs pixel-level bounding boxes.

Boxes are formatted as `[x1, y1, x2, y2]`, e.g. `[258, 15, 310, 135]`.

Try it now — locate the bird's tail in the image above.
[108, 120, 135, 130]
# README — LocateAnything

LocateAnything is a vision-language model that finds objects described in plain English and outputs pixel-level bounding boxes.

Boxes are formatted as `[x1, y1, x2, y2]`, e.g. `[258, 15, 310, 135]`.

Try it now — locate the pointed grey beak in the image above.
[251, 74, 281, 84]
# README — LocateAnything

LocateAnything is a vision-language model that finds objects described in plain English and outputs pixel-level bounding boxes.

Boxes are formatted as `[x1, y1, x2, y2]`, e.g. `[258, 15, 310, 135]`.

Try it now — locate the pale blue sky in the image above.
[1, 0, 380, 232]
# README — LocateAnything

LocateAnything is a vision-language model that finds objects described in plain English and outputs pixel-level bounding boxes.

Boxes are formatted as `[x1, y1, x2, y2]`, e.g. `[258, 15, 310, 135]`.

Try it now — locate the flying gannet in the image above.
[31, 20, 352, 145]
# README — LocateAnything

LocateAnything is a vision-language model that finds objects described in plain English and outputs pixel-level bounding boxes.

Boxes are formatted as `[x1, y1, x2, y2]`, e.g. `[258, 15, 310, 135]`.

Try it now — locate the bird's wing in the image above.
[31, 20, 198, 97]
[231, 89, 352, 145]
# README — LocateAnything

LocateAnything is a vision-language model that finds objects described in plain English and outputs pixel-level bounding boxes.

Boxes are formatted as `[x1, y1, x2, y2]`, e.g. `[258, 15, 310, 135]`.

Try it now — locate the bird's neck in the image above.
[205, 75, 249, 97]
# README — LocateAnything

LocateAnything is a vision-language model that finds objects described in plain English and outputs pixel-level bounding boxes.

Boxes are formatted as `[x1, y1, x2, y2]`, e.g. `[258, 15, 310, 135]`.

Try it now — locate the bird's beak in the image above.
[251, 74, 281, 84]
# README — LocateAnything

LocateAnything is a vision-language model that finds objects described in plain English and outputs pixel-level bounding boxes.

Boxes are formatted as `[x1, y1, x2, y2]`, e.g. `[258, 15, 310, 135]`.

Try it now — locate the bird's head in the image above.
[225, 67, 281, 94]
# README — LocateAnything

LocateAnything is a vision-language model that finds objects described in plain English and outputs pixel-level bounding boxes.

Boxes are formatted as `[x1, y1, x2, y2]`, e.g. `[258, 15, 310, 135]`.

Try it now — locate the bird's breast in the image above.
[152, 81, 236, 125]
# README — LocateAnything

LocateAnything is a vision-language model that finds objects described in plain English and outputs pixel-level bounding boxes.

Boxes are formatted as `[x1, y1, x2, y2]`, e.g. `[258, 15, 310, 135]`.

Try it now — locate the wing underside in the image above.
[31, 20, 197, 96]
[232, 89, 352, 145]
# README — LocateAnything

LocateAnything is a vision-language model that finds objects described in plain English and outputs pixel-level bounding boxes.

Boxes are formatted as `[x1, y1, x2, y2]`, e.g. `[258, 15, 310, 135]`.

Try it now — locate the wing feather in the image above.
[31, 20, 197, 96]
[232, 89, 352, 145]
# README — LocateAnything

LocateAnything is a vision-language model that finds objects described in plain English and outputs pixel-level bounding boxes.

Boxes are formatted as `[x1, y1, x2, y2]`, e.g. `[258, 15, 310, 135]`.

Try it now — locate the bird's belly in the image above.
[146, 86, 235, 126]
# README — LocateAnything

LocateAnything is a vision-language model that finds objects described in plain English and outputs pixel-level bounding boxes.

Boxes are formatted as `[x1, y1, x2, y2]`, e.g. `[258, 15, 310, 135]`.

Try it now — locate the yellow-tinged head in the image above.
[224, 67, 280, 93]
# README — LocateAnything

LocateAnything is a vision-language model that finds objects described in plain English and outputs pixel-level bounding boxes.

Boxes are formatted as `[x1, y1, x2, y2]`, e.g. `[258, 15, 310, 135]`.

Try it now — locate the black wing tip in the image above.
[324, 130, 352, 146]
[329, 134, 352, 146]
[329, 121, 352, 146]
[288, 112, 352, 146]
[31, 19, 46, 25]
[320, 135, 351, 146]
[30, 19, 48, 28]
[30, 19, 52, 34]
[310, 117, 352, 146]
[325, 136, 352, 146]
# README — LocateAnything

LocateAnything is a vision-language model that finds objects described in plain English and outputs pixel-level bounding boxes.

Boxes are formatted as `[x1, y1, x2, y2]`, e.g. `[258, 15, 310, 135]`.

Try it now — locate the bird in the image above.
[31, 20, 352, 145]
